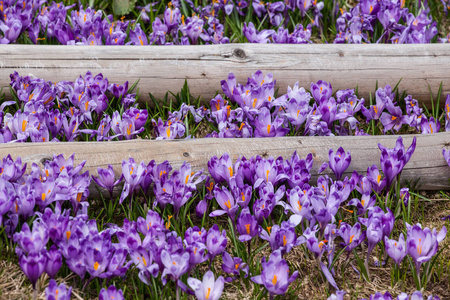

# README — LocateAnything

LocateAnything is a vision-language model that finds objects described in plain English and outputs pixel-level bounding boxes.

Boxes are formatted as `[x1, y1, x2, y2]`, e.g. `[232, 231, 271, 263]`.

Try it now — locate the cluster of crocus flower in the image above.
[5, 69, 450, 145]
[153, 70, 448, 140]
[1, 0, 447, 45]
[1, 132, 448, 298]
[335, 0, 438, 43]
[0, 0, 321, 45]
[3, 71, 147, 143]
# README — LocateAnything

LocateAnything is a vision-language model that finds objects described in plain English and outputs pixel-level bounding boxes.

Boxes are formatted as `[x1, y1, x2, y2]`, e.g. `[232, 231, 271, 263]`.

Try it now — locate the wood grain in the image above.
[1, 44, 449, 107]
[1, 132, 450, 191]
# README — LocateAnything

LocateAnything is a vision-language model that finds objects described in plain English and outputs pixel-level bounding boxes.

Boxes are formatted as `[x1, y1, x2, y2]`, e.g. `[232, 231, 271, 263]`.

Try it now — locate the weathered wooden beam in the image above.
[1, 132, 449, 191]
[0, 44, 448, 107]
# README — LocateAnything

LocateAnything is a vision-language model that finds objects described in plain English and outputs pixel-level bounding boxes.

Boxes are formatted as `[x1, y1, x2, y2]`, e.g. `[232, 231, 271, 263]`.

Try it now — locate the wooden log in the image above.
[0, 44, 449, 107]
[1, 132, 449, 191]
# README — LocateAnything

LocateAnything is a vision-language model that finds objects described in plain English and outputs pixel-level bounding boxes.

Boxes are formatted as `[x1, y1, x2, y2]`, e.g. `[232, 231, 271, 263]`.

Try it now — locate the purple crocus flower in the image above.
[129, 246, 159, 285]
[253, 107, 289, 137]
[188, 270, 225, 300]
[327, 290, 346, 300]
[420, 116, 440, 134]
[221, 251, 249, 282]
[119, 157, 146, 204]
[282, 186, 312, 226]
[161, 250, 190, 286]
[406, 223, 447, 279]
[0, 179, 15, 226]
[399, 187, 410, 206]
[445, 94, 450, 132]
[361, 292, 393, 300]
[443, 148, 450, 168]
[311, 80, 332, 103]
[397, 291, 441, 300]
[99, 285, 124, 300]
[378, 136, 417, 190]
[338, 222, 365, 252]
[243, 22, 274, 43]
[384, 233, 406, 266]
[236, 207, 260, 242]
[380, 101, 410, 133]
[251, 250, 298, 296]
[328, 147, 351, 180]
[14, 222, 49, 255]
[366, 164, 387, 194]
[45, 245, 62, 278]
[19, 252, 47, 289]
[206, 224, 227, 260]
[45, 279, 72, 300]
[210, 185, 239, 221]
[92, 165, 123, 199]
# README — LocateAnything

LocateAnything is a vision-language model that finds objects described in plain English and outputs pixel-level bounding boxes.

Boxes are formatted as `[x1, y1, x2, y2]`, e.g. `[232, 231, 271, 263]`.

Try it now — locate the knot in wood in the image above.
[233, 48, 246, 59]
[183, 152, 190, 157]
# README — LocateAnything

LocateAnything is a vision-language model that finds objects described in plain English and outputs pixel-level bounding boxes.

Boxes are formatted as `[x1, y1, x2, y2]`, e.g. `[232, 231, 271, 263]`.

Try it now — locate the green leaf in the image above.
[112, 0, 136, 16]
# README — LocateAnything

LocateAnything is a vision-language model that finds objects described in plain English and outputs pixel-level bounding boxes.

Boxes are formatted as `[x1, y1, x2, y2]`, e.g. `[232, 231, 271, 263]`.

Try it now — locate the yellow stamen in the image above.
[349, 235, 355, 243]
[42, 193, 46, 201]
[206, 287, 211, 299]
[76, 192, 82, 202]
[94, 261, 99, 270]
[224, 200, 232, 209]
[66, 231, 71, 240]
[272, 274, 278, 285]
[267, 124, 271, 134]
[165, 215, 173, 229]
[244, 224, 251, 234]
[228, 166, 233, 177]
[266, 170, 270, 182]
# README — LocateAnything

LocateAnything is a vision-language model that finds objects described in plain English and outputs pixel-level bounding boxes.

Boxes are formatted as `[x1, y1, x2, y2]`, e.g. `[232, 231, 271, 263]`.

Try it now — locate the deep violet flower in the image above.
[378, 136, 417, 190]
[19, 252, 47, 289]
[99, 285, 125, 300]
[188, 270, 225, 300]
[45, 279, 72, 300]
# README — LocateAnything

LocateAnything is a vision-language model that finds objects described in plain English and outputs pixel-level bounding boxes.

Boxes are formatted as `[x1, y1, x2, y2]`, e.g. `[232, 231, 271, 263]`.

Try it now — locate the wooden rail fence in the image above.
[1, 44, 449, 107]
[1, 132, 449, 191]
